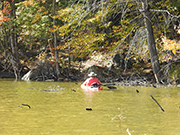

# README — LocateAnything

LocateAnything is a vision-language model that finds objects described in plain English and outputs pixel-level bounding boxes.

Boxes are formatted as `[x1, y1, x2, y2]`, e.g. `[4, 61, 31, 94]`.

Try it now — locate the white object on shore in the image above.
[21, 69, 33, 81]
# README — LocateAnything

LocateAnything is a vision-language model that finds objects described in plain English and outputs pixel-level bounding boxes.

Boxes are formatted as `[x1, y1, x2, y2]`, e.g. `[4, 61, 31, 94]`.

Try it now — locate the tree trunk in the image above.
[53, 0, 60, 79]
[141, 0, 161, 83]
[9, 0, 21, 79]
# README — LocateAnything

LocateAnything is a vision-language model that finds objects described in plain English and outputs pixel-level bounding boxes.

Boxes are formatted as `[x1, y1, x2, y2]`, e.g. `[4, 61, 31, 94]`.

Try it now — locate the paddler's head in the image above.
[88, 72, 97, 78]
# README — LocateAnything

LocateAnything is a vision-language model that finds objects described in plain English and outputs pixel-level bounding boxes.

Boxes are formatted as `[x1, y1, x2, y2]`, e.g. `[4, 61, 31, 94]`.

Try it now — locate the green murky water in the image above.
[1, 79, 180, 135]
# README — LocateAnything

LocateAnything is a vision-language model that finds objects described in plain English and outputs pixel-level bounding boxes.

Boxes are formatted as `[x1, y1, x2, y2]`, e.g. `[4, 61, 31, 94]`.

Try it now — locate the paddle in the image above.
[102, 83, 116, 86]
[101, 84, 117, 89]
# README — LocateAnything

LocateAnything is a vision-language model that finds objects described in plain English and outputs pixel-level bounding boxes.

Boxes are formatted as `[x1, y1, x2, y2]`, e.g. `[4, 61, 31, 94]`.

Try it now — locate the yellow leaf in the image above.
[172, 49, 176, 54]
[42, 0, 46, 3]
[176, 44, 180, 50]
[43, 11, 48, 15]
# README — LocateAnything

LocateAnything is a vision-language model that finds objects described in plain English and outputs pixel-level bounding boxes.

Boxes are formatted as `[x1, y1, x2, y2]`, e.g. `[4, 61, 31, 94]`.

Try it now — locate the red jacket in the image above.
[83, 77, 100, 86]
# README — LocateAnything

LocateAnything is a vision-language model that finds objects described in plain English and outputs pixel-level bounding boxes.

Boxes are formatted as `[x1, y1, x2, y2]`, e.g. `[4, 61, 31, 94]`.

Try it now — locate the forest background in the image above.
[0, 0, 180, 85]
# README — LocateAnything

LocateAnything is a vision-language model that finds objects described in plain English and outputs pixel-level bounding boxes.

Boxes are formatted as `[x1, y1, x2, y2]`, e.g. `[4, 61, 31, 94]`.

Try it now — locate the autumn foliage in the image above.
[0, 0, 180, 82]
[0, 1, 11, 24]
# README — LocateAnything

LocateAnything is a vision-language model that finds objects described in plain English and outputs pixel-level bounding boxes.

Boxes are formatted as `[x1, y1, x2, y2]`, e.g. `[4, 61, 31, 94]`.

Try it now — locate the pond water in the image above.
[1, 79, 180, 135]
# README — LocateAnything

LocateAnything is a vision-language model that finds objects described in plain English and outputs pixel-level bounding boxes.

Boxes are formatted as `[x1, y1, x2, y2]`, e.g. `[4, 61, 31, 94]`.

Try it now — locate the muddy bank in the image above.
[13, 61, 156, 86]
[0, 52, 173, 86]
[0, 71, 15, 78]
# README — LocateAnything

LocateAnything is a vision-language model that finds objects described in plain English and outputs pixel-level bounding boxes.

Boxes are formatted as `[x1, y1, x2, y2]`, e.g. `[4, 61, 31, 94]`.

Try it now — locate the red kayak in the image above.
[81, 84, 102, 91]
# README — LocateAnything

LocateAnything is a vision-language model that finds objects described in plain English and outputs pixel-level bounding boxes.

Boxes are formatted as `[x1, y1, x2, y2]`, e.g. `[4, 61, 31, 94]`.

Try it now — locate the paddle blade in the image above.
[107, 86, 117, 89]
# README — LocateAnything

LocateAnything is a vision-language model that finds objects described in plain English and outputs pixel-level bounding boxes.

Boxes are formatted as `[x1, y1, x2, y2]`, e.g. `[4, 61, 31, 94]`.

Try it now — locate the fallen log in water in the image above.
[150, 94, 164, 112]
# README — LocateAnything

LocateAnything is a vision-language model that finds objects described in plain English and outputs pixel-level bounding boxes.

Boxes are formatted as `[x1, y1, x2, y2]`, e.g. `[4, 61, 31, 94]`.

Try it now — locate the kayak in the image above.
[81, 84, 102, 91]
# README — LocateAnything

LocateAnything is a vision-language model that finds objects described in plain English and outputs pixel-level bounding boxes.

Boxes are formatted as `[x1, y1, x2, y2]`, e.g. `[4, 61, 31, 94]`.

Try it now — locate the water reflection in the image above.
[83, 89, 99, 110]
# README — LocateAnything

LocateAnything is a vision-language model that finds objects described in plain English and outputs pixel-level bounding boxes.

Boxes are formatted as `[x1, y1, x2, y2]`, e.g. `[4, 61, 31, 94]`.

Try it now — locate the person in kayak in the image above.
[82, 72, 101, 87]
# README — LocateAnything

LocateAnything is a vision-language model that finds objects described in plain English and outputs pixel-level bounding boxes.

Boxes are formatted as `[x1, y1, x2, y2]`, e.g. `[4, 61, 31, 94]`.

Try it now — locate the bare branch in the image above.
[112, 25, 137, 53]
[150, 9, 179, 19]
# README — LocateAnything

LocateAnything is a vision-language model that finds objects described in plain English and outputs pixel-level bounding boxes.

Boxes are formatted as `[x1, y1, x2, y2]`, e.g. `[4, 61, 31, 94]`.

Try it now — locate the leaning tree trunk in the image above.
[9, 0, 22, 79]
[141, 0, 161, 83]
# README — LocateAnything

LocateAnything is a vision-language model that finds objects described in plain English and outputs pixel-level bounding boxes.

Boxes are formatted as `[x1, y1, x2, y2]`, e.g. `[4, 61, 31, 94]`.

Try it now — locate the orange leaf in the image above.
[52, 62, 57, 67]
[49, 28, 55, 32]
